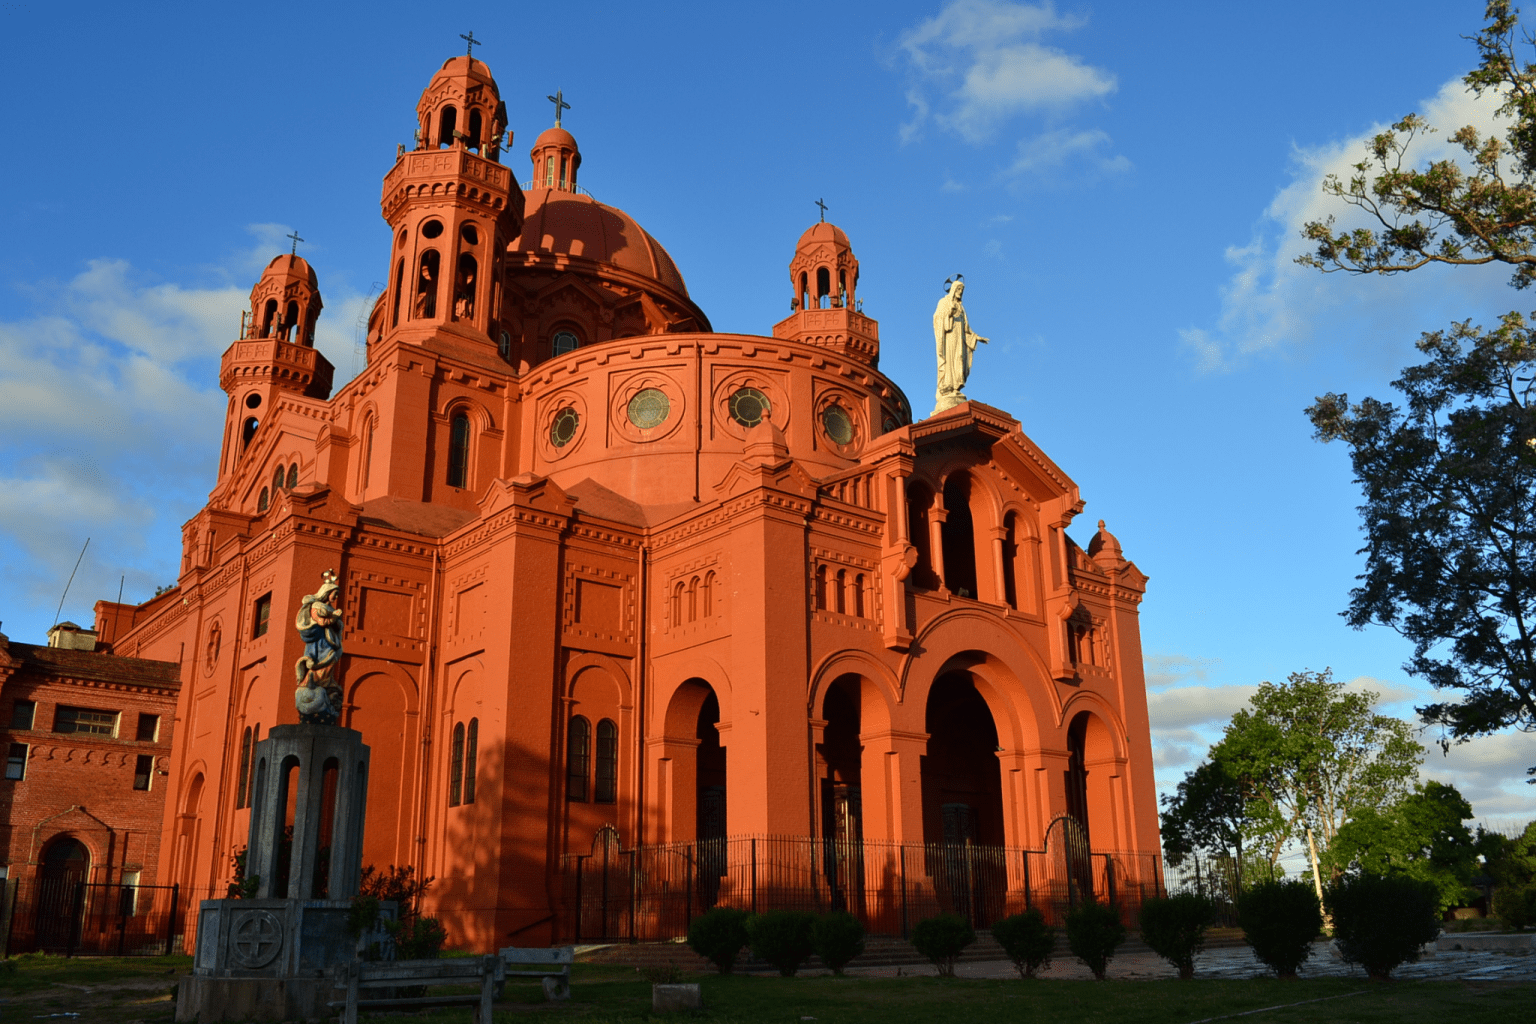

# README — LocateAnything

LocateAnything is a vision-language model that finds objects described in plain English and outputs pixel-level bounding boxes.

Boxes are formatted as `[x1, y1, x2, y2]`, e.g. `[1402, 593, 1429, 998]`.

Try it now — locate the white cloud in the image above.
[1147, 684, 1260, 731]
[1144, 653, 1219, 690]
[896, 0, 1123, 178]
[1181, 76, 1516, 371]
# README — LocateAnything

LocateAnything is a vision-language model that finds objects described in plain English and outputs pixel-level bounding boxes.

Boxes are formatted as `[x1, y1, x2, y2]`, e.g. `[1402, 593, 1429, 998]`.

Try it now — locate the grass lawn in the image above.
[1, 956, 1529, 1023]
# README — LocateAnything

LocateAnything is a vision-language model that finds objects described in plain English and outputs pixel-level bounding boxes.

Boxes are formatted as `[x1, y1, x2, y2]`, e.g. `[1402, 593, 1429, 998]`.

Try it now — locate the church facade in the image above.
[96, 54, 1160, 949]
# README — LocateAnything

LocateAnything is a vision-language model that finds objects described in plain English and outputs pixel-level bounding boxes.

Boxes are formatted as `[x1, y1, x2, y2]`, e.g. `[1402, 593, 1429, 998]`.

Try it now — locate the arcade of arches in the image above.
[90, 50, 1160, 950]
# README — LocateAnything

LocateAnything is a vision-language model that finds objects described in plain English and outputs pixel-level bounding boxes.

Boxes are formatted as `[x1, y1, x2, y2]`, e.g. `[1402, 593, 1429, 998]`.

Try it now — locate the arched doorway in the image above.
[940, 474, 978, 599]
[35, 837, 90, 952]
[818, 676, 864, 912]
[921, 670, 1006, 923]
[695, 689, 726, 907]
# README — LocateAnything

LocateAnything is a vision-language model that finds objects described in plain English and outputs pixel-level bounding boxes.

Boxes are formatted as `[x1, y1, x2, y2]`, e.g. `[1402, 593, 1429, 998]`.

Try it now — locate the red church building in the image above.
[95, 53, 1161, 949]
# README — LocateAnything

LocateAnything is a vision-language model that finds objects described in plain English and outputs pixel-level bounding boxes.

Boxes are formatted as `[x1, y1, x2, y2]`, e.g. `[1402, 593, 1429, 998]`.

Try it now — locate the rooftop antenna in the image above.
[52, 537, 90, 628]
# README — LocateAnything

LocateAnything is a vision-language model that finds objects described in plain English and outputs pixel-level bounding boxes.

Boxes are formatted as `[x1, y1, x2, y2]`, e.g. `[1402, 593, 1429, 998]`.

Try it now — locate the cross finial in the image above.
[286, 230, 304, 255]
[460, 30, 481, 57]
[815, 197, 828, 222]
[547, 89, 571, 127]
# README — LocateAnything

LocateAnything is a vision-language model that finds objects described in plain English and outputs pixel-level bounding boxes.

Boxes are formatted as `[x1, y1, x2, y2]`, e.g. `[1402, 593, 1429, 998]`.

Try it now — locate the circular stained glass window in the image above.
[550, 406, 580, 448]
[627, 388, 671, 429]
[822, 404, 854, 445]
[729, 387, 771, 428]
[552, 330, 579, 356]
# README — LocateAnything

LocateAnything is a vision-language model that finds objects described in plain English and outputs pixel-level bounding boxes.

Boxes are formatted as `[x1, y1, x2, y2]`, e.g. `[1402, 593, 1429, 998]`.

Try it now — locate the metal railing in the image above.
[0, 878, 190, 957]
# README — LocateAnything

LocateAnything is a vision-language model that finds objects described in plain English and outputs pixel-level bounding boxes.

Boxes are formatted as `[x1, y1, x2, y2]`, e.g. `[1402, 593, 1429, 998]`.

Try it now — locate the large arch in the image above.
[347, 667, 418, 869]
[1059, 695, 1132, 852]
[650, 677, 726, 846]
[807, 650, 907, 842]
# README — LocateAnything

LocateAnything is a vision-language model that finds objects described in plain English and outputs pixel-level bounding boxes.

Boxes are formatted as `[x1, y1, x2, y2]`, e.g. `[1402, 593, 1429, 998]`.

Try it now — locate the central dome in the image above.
[512, 188, 691, 299]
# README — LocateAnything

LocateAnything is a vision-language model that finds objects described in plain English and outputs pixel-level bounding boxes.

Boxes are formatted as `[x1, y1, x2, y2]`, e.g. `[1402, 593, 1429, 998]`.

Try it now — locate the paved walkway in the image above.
[840, 940, 1536, 982]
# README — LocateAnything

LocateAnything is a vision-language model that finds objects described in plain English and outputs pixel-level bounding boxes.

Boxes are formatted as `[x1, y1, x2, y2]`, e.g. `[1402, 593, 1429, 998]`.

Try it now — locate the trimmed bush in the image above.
[811, 911, 866, 975]
[1325, 873, 1440, 980]
[687, 907, 751, 974]
[1065, 900, 1125, 980]
[910, 913, 975, 977]
[1492, 882, 1536, 931]
[1139, 893, 1214, 980]
[747, 909, 817, 977]
[1238, 879, 1322, 979]
[990, 909, 1054, 978]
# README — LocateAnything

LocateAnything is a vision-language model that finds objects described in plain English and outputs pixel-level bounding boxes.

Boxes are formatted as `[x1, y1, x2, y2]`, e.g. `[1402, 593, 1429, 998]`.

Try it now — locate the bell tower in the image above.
[771, 220, 880, 365]
[217, 254, 335, 481]
[376, 54, 525, 352]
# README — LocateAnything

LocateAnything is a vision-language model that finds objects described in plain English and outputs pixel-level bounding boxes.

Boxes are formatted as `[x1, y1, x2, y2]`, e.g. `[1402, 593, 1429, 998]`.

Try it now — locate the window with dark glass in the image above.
[236, 727, 252, 808]
[449, 722, 465, 806]
[253, 594, 272, 638]
[595, 719, 618, 804]
[464, 718, 478, 805]
[258, 487, 269, 512]
[136, 714, 160, 742]
[133, 754, 154, 791]
[54, 706, 119, 737]
[286, 464, 298, 490]
[5, 743, 26, 781]
[10, 700, 35, 730]
[447, 413, 470, 488]
[566, 717, 590, 802]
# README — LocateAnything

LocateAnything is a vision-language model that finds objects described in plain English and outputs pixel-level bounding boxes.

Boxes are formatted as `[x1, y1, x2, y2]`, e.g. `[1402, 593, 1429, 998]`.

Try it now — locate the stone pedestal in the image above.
[177, 725, 374, 1022]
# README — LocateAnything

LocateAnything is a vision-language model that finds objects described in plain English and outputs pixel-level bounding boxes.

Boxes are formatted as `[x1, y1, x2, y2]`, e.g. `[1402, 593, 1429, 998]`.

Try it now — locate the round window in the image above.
[822, 404, 854, 445]
[552, 330, 579, 356]
[627, 388, 671, 429]
[550, 406, 580, 448]
[244, 393, 262, 409]
[421, 220, 444, 239]
[729, 387, 772, 428]
[460, 224, 479, 245]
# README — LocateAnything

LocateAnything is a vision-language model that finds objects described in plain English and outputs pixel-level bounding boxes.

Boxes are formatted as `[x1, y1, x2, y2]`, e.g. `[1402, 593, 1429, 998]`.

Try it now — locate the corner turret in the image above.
[771, 221, 880, 364]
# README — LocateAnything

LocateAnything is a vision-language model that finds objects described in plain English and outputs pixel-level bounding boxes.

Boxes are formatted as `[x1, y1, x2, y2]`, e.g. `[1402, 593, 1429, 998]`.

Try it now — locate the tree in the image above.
[1299, 2, 1536, 289]
[1306, 317, 1536, 765]
[1215, 670, 1423, 884]
[1327, 780, 1479, 910]
[1160, 759, 1252, 886]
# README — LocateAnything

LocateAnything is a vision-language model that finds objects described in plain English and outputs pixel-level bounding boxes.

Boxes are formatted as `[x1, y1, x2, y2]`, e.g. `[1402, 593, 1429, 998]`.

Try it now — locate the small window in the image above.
[627, 388, 670, 429]
[822, 404, 854, 445]
[447, 413, 471, 488]
[5, 743, 27, 781]
[566, 717, 590, 802]
[286, 464, 298, 490]
[449, 722, 465, 807]
[133, 754, 154, 791]
[464, 718, 478, 805]
[258, 487, 269, 512]
[595, 719, 618, 804]
[728, 387, 771, 428]
[253, 594, 272, 638]
[236, 727, 252, 808]
[10, 700, 35, 730]
[54, 706, 120, 737]
[551, 330, 579, 356]
[243, 417, 259, 448]
[549, 406, 580, 448]
[120, 870, 141, 916]
[136, 714, 160, 742]
[498, 330, 511, 360]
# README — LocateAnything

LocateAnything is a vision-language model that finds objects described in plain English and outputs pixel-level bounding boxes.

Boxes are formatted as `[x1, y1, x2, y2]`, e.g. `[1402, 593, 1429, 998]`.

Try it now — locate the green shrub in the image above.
[910, 913, 975, 977]
[641, 961, 686, 984]
[1065, 900, 1125, 980]
[990, 909, 1054, 978]
[747, 910, 817, 977]
[1139, 893, 1214, 980]
[811, 911, 866, 975]
[1325, 874, 1440, 979]
[392, 916, 448, 960]
[687, 907, 751, 973]
[1238, 879, 1323, 979]
[1492, 882, 1536, 931]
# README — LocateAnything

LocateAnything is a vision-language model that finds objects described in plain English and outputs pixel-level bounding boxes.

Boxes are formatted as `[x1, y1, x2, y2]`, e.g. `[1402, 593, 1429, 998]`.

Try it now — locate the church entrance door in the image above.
[34, 838, 90, 953]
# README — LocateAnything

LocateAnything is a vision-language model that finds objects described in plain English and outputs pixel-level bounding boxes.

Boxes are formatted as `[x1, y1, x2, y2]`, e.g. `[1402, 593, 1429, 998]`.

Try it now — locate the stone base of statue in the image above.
[176, 724, 374, 1022]
[932, 389, 968, 415]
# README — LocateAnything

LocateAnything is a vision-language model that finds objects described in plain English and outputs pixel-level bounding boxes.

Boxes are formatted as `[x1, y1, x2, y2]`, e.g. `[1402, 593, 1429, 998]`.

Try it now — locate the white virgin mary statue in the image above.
[933, 279, 988, 415]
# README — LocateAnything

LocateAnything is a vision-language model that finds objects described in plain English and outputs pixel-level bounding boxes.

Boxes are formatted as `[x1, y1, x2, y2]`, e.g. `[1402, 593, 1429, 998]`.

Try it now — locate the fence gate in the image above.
[573, 826, 633, 942]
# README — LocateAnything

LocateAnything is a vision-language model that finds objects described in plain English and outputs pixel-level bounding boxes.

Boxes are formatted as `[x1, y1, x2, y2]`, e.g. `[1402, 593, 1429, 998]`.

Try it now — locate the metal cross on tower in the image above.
[815, 198, 828, 223]
[286, 230, 304, 255]
[460, 30, 481, 57]
[547, 89, 571, 127]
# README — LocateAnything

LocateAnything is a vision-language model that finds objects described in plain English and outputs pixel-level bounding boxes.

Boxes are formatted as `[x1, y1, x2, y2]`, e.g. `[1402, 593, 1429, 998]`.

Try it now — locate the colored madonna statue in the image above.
[932, 276, 989, 415]
[294, 570, 344, 724]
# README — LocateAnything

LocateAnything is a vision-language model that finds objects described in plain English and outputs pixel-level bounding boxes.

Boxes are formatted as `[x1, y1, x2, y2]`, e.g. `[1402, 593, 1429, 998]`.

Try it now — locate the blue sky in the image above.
[2, 0, 1533, 837]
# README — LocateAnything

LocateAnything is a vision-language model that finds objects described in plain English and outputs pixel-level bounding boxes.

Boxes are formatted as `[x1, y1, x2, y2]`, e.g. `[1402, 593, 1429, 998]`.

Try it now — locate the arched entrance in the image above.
[920, 669, 1005, 923]
[695, 688, 726, 907]
[35, 837, 90, 952]
[818, 676, 864, 912]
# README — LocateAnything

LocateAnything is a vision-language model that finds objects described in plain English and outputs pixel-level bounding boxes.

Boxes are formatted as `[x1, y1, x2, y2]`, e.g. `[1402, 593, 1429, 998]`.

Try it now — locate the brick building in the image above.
[93, 52, 1162, 950]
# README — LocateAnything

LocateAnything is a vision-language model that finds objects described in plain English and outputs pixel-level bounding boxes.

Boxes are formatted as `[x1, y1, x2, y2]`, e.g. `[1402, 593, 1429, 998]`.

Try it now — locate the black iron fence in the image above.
[561, 834, 1166, 943]
[0, 878, 191, 957]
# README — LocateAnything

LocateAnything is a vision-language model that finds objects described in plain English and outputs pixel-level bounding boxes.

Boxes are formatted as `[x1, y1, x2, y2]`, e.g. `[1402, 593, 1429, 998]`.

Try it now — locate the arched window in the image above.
[703, 571, 716, 617]
[835, 569, 848, 614]
[466, 109, 483, 151]
[464, 718, 478, 804]
[361, 416, 375, 490]
[671, 582, 684, 627]
[449, 722, 465, 806]
[941, 475, 978, 599]
[447, 412, 470, 488]
[854, 573, 867, 618]
[438, 105, 457, 148]
[545, 155, 556, 187]
[286, 464, 298, 490]
[273, 467, 285, 494]
[817, 267, 831, 308]
[454, 253, 478, 320]
[283, 301, 300, 340]
[907, 482, 937, 590]
[799, 271, 809, 310]
[415, 250, 440, 319]
[595, 719, 618, 804]
[236, 727, 253, 808]
[687, 577, 698, 622]
[1002, 512, 1019, 609]
[815, 565, 828, 610]
[567, 716, 590, 802]
[243, 417, 259, 449]
[247, 723, 260, 803]
[258, 487, 269, 512]
[261, 299, 278, 337]
[551, 330, 579, 356]
[391, 258, 404, 327]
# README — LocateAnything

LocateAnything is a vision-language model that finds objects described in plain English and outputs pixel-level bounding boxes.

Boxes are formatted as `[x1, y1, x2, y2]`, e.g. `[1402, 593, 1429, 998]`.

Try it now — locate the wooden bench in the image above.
[330, 954, 505, 1024]
[498, 944, 574, 1001]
